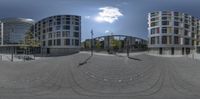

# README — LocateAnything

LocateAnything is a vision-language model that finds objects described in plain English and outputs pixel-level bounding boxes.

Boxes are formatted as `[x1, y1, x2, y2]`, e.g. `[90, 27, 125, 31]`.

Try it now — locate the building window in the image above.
[48, 33, 52, 38]
[56, 26, 61, 30]
[43, 29, 46, 33]
[151, 28, 156, 34]
[72, 39, 75, 45]
[63, 25, 70, 30]
[174, 28, 179, 34]
[53, 40, 56, 45]
[184, 38, 190, 45]
[66, 18, 70, 20]
[184, 30, 188, 36]
[75, 39, 79, 46]
[151, 22, 159, 27]
[174, 12, 179, 16]
[75, 18, 79, 21]
[57, 39, 61, 46]
[74, 32, 79, 37]
[65, 21, 70, 24]
[151, 17, 159, 21]
[56, 32, 61, 37]
[162, 21, 169, 25]
[192, 40, 195, 46]
[174, 36, 179, 44]
[64, 39, 70, 45]
[74, 26, 79, 31]
[162, 27, 167, 33]
[184, 19, 189, 23]
[75, 22, 79, 25]
[150, 12, 159, 17]
[156, 36, 160, 44]
[162, 17, 167, 20]
[42, 35, 45, 39]
[57, 21, 61, 25]
[162, 36, 167, 44]
[167, 27, 172, 33]
[174, 21, 179, 26]
[184, 24, 189, 29]
[48, 40, 52, 46]
[151, 37, 155, 44]
[156, 27, 160, 33]
[49, 27, 53, 32]
[63, 20, 70, 25]
[62, 31, 70, 37]
[43, 41, 45, 46]
[169, 36, 172, 44]
[151, 27, 160, 34]
[192, 33, 195, 38]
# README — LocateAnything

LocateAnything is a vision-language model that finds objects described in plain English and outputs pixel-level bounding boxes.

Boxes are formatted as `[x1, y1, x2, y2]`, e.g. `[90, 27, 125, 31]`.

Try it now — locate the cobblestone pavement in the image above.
[0, 52, 200, 99]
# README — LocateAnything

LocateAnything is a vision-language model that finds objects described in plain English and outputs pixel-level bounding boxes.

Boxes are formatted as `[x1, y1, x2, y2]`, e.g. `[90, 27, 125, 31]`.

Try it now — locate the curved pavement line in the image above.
[69, 56, 166, 97]
[168, 60, 200, 97]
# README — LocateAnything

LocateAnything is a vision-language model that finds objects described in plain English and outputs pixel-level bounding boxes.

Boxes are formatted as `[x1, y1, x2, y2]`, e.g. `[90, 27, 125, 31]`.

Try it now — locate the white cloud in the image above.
[95, 6, 123, 23]
[105, 30, 110, 34]
[84, 16, 91, 19]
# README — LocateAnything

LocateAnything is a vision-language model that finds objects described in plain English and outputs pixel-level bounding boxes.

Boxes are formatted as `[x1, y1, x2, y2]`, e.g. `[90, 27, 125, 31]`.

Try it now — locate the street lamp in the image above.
[0, 21, 3, 46]
[91, 29, 94, 56]
[127, 37, 130, 57]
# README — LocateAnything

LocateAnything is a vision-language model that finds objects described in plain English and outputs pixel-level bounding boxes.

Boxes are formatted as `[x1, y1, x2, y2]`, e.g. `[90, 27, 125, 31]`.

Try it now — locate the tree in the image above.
[111, 39, 122, 52]
[21, 31, 40, 54]
[84, 41, 90, 49]
[95, 40, 101, 49]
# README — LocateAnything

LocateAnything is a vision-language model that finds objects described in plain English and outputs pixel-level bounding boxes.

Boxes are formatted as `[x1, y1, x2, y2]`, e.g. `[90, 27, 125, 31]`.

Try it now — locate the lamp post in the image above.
[0, 21, 3, 61]
[127, 38, 130, 57]
[0, 21, 3, 46]
[91, 29, 94, 56]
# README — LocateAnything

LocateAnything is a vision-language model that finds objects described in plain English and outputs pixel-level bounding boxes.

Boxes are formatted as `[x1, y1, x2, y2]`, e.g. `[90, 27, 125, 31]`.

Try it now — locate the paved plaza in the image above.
[0, 52, 200, 99]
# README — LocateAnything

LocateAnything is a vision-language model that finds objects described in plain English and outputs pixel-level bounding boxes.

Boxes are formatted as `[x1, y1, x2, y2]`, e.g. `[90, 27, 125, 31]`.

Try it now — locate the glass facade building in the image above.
[0, 18, 34, 45]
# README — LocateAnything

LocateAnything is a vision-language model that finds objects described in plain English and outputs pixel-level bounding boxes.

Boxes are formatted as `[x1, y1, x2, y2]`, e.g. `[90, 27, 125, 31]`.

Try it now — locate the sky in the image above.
[0, 0, 200, 41]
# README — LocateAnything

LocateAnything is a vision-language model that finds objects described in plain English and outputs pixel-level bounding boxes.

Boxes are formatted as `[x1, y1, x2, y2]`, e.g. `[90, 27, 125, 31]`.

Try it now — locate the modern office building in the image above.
[148, 11, 200, 55]
[0, 18, 34, 53]
[82, 35, 147, 52]
[34, 15, 81, 55]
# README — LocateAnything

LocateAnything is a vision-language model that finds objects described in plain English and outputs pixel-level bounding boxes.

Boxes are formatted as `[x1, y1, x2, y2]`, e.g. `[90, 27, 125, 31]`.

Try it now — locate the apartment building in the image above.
[148, 11, 200, 55]
[34, 15, 81, 55]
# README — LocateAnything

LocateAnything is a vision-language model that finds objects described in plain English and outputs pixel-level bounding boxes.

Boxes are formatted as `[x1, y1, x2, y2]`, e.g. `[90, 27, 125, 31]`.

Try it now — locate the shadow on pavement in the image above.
[114, 53, 143, 61]
[128, 56, 142, 61]
[78, 55, 93, 67]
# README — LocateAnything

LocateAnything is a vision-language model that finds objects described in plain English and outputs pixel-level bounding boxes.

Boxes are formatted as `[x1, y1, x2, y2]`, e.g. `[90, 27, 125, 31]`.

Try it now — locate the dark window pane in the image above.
[174, 28, 179, 34]
[48, 40, 52, 46]
[63, 25, 70, 30]
[74, 26, 79, 31]
[57, 39, 61, 46]
[75, 39, 79, 46]
[162, 27, 167, 33]
[74, 32, 79, 37]
[65, 39, 70, 45]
